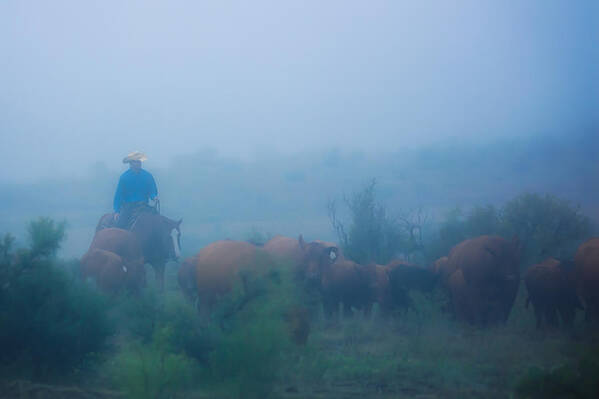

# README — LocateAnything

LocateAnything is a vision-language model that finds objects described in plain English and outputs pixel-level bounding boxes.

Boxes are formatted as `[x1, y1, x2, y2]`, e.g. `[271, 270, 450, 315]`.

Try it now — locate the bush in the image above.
[204, 316, 289, 398]
[199, 260, 302, 398]
[115, 289, 213, 363]
[502, 193, 590, 264]
[515, 348, 599, 398]
[27, 217, 67, 258]
[465, 205, 502, 238]
[111, 263, 299, 398]
[430, 205, 503, 261]
[431, 207, 467, 260]
[428, 193, 590, 265]
[109, 339, 199, 399]
[328, 179, 405, 264]
[0, 219, 112, 380]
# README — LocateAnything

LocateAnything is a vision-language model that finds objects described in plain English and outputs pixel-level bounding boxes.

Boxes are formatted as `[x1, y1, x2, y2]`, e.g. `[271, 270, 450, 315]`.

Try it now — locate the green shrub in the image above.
[27, 217, 67, 258]
[106, 288, 213, 397]
[0, 220, 112, 380]
[109, 339, 199, 399]
[428, 193, 590, 265]
[465, 204, 503, 238]
[115, 289, 214, 363]
[515, 348, 599, 399]
[502, 193, 590, 264]
[432, 205, 503, 259]
[204, 316, 289, 398]
[199, 260, 302, 398]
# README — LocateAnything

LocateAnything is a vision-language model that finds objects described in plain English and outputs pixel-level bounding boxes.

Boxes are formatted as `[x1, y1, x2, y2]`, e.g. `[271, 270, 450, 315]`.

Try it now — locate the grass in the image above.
[276, 288, 595, 398]
[6, 256, 595, 399]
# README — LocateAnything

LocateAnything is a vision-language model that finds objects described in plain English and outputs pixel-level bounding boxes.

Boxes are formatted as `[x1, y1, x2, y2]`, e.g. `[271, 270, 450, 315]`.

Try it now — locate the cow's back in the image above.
[263, 235, 302, 264]
[194, 240, 274, 307]
[88, 228, 144, 263]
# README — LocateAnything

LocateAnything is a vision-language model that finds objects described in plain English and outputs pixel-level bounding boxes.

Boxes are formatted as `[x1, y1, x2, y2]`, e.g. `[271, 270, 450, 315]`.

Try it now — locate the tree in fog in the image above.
[502, 193, 591, 264]
[429, 193, 591, 265]
[328, 179, 423, 264]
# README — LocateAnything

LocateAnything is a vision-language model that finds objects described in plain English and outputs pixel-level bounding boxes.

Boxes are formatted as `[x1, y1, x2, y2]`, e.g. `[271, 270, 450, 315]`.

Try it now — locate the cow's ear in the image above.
[327, 247, 338, 262]
[298, 234, 306, 250]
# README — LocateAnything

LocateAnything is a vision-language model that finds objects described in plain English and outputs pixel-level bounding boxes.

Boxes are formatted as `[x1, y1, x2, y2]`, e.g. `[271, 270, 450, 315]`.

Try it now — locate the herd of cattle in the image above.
[80, 215, 599, 337]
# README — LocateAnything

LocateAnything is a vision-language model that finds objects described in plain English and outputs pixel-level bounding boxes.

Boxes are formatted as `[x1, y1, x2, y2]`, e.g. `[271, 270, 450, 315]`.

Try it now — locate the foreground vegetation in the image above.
[1, 186, 598, 397]
[2, 253, 598, 398]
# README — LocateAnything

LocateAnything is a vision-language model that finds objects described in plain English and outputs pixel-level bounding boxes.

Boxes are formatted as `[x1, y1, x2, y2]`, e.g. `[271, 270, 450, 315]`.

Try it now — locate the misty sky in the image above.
[1, 0, 597, 181]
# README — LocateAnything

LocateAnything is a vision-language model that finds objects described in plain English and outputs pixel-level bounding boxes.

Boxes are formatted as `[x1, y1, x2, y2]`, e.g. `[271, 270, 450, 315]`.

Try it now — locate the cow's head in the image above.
[298, 235, 339, 282]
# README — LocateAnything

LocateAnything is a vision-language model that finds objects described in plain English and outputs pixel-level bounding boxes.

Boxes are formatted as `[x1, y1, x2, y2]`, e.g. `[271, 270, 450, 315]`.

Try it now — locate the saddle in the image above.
[97, 201, 159, 232]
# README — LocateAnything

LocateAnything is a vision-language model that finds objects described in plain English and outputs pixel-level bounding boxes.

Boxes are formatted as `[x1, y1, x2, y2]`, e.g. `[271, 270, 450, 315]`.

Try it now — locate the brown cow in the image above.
[263, 235, 304, 272]
[80, 248, 145, 293]
[319, 258, 375, 319]
[190, 240, 273, 312]
[446, 235, 520, 325]
[574, 238, 599, 323]
[81, 228, 146, 293]
[447, 269, 471, 322]
[525, 258, 582, 329]
[95, 213, 181, 290]
[387, 259, 437, 294]
[263, 235, 339, 282]
[298, 236, 340, 283]
[432, 256, 454, 287]
[384, 259, 437, 314]
[180, 240, 310, 344]
[366, 263, 393, 315]
[86, 227, 144, 263]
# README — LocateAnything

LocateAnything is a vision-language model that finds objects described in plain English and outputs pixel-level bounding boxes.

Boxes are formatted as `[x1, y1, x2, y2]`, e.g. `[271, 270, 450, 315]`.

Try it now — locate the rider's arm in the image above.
[148, 172, 158, 200]
[113, 175, 124, 213]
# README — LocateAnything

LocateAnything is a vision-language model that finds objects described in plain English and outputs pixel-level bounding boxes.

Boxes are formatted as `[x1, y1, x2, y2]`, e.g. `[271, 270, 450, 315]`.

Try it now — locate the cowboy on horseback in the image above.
[113, 151, 159, 230]
[90, 151, 181, 291]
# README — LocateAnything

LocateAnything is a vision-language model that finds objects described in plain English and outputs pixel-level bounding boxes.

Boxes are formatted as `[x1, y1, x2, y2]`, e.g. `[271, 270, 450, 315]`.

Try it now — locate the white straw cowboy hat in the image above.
[122, 151, 148, 164]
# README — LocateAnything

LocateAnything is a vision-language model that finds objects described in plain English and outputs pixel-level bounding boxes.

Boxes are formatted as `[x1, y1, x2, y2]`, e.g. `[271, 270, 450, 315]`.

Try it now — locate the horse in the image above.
[95, 212, 182, 290]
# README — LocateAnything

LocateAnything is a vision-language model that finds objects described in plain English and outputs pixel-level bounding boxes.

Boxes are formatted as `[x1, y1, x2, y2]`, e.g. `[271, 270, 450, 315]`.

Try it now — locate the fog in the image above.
[1, 1, 597, 257]
[2, 0, 598, 180]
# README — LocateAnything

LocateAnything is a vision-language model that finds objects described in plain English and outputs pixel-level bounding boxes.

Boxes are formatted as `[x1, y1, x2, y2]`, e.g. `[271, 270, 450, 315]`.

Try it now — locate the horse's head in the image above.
[165, 218, 182, 261]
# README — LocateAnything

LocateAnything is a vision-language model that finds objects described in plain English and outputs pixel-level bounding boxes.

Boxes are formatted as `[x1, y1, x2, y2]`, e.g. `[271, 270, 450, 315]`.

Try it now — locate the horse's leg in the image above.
[153, 261, 166, 291]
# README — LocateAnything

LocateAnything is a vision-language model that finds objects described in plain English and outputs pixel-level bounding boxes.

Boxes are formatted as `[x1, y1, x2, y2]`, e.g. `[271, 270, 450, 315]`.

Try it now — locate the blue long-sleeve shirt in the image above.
[113, 169, 158, 212]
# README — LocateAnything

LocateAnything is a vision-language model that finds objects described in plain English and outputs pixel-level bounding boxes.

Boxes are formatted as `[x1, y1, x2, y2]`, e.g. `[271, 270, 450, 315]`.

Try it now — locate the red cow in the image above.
[525, 258, 582, 329]
[575, 238, 599, 323]
[446, 235, 520, 325]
